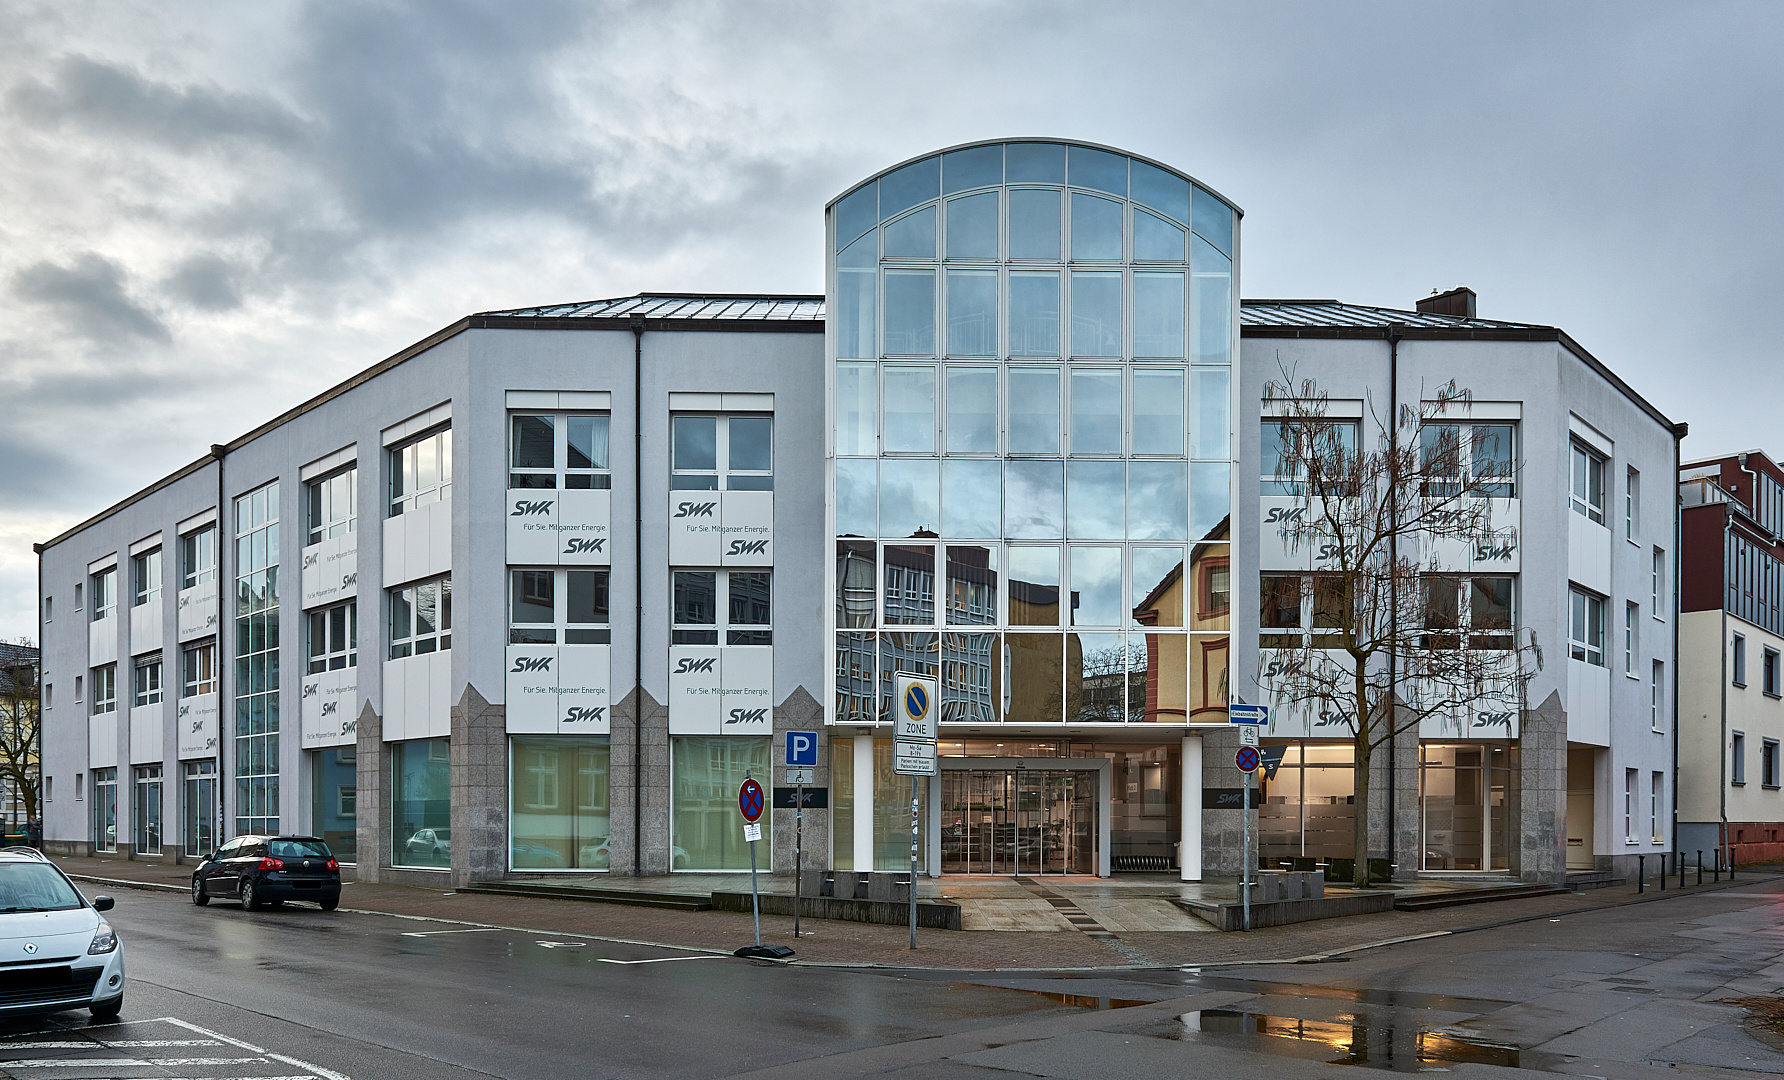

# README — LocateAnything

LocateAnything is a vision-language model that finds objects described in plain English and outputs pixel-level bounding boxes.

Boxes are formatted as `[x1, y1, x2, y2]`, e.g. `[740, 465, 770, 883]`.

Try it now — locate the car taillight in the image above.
[325, 858, 338, 871]
[258, 857, 284, 871]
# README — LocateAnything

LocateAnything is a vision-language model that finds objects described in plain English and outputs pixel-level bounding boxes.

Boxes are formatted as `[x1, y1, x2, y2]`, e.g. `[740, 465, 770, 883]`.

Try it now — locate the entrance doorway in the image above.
[940, 769, 1095, 874]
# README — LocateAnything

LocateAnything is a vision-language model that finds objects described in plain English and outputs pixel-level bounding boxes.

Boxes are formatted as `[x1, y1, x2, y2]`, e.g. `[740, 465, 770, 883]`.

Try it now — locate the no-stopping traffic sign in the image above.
[1235, 746, 1261, 773]
[739, 777, 765, 823]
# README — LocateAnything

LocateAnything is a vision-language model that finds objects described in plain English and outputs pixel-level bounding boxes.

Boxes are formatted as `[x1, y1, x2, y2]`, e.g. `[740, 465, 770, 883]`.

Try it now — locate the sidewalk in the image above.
[52, 853, 1784, 971]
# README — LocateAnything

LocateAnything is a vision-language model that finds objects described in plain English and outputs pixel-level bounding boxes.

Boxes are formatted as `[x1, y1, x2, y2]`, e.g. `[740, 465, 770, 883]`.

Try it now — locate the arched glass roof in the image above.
[827, 139, 1240, 260]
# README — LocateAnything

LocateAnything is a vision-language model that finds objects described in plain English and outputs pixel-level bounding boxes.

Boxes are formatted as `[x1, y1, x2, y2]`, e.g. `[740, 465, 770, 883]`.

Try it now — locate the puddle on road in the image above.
[1008, 988, 1151, 1011]
[1168, 1009, 1557, 1071]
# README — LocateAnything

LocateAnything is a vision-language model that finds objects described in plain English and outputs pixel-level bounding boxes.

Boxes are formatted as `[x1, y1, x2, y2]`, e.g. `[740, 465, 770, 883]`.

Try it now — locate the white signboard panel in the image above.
[668, 646, 722, 734]
[506, 490, 562, 564]
[176, 693, 220, 760]
[301, 534, 359, 610]
[719, 646, 773, 734]
[301, 667, 359, 748]
[557, 645, 612, 733]
[129, 702, 163, 764]
[720, 491, 773, 566]
[176, 580, 220, 642]
[668, 494, 722, 565]
[88, 714, 117, 770]
[505, 645, 560, 734]
[558, 489, 611, 565]
[893, 672, 938, 741]
[894, 740, 937, 776]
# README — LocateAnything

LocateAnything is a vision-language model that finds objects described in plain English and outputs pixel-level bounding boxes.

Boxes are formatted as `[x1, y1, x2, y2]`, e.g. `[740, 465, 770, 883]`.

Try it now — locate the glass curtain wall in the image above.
[234, 482, 280, 834]
[1420, 743, 1517, 871]
[670, 737, 769, 871]
[510, 736, 610, 871]
[1258, 742, 1355, 864]
[391, 739, 449, 869]
[829, 142, 1236, 733]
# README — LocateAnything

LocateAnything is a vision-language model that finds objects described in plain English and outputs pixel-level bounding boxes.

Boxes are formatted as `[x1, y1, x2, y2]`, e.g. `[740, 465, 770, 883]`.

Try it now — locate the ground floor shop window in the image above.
[133, 765, 162, 854]
[511, 736, 609, 870]
[183, 761, 216, 858]
[93, 769, 117, 853]
[872, 739, 929, 871]
[391, 739, 449, 869]
[1259, 741, 1354, 864]
[1420, 743, 1516, 871]
[670, 737, 769, 871]
[831, 738, 854, 871]
[311, 747, 357, 864]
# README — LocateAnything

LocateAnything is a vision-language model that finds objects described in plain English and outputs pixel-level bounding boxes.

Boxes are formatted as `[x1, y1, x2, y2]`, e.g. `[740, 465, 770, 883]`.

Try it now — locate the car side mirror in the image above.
[92, 896, 114, 912]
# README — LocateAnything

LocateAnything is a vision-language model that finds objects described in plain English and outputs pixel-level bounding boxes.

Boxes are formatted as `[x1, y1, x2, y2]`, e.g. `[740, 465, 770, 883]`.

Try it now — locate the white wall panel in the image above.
[301, 667, 359, 748]
[88, 616, 117, 667]
[668, 494, 722, 565]
[668, 646, 722, 734]
[129, 599, 162, 655]
[557, 489, 611, 565]
[425, 650, 452, 738]
[128, 702, 162, 764]
[720, 491, 773, 566]
[719, 646, 773, 733]
[176, 581, 219, 642]
[1567, 659, 1611, 746]
[505, 646, 561, 734]
[301, 533, 359, 609]
[382, 658, 407, 741]
[1568, 514, 1611, 596]
[504, 490, 561, 564]
[88, 714, 117, 769]
[176, 693, 219, 760]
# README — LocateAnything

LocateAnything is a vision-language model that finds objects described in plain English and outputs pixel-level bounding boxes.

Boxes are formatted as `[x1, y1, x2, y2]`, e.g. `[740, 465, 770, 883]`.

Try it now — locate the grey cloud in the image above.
[162, 254, 243, 312]
[6, 54, 308, 151]
[11, 253, 170, 345]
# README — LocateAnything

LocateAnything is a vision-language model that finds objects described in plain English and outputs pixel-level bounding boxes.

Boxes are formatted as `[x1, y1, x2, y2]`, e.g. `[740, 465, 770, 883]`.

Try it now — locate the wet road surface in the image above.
[3, 876, 1780, 1078]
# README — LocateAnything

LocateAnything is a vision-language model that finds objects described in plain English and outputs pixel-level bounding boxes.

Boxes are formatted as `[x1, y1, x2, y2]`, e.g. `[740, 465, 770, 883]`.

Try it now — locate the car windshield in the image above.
[268, 840, 331, 859]
[0, 863, 84, 912]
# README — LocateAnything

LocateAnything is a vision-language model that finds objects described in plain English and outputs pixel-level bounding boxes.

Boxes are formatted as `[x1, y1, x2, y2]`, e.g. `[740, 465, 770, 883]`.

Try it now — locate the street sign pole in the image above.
[1242, 766, 1252, 933]
[785, 730, 819, 941]
[794, 776, 804, 939]
[910, 778, 919, 950]
[746, 771, 761, 947]
[892, 673, 937, 951]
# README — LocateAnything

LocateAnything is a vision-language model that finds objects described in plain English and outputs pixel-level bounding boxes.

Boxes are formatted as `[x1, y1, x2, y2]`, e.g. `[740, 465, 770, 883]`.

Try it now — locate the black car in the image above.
[192, 835, 341, 911]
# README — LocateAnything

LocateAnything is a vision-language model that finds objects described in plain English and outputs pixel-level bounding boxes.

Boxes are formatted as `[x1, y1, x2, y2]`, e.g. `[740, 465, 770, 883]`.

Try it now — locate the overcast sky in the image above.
[2, 1, 1780, 642]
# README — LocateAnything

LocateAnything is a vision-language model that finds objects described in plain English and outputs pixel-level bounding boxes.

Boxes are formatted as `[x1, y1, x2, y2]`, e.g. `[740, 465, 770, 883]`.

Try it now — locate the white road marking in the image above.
[400, 927, 500, 938]
[536, 941, 586, 949]
[1, 1058, 266, 1067]
[594, 955, 723, 965]
[160, 1016, 352, 1080]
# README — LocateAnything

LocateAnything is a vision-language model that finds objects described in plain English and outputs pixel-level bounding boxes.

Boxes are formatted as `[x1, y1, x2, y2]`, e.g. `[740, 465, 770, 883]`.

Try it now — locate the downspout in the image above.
[1386, 326, 1402, 874]
[630, 315, 645, 877]
[1671, 424, 1685, 865]
[211, 443, 227, 845]
[1719, 503, 1729, 867]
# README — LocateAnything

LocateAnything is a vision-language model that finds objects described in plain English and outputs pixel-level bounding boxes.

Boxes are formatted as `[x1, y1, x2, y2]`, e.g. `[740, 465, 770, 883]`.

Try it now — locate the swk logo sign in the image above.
[1475, 710, 1514, 729]
[511, 656, 553, 673]
[1475, 542, 1515, 562]
[512, 500, 555, 517]
[674, 657, 716, 674]
[564, 538, 606, 554]
[303, 552, 319, 569]
[321, 701, 338, 717]
[302, 683, 318, 698]
[674, 501, 716, 519]
[1316, 543, 1342, 561]
[564, 706, 606, 724]
[342, 718, 358, 735]
[341, 572, 358, 588]
[1266, 506, 1307, 524]
[178, 705, 190, 719]
[727, 539, 768, 556]
[727, 708, 767, 725]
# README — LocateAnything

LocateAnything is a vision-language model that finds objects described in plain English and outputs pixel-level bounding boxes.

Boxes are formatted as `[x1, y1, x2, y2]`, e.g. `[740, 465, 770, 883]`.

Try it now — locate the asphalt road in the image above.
[2, 877, 1781, 1079]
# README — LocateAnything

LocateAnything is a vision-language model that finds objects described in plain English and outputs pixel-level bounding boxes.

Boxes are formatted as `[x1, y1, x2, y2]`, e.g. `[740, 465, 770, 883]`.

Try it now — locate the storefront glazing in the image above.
[510, 736, 609, 871]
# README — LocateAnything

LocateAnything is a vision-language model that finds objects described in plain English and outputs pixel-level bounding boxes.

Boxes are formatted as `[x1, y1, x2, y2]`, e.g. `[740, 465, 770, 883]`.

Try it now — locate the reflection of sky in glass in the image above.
[1133, 209, 1186, 262]
[884, 270, 935, 355]
[835, 363, 876, 455]
[1190, 462, 1232, 539]
[879, 458, 938, 537]
[1009, 188, 1061, 259]
[883, 205, 935, 258]
[946, 271, 997, 356]
[1133, 272, 1185, 358]
[945, 366, 997, 452]
[880, 157, 939, 220]
[883, 365, 935, 453]
[1071, 193, 1123, 260]
[1005, 460, 1063, 538]
[943, 144, 1003, 193]
[946, 193, 998, 258]
[1067, 460, 1124, 539]
[1190, 367, 1231, 460]
[1008, 271, 1059, 357]
[942, 459, 1000, 537]
[1008, 368, 1060, 453]
[1071, 272, 1121, 356]
[1133, 369, 1184, 455]
[1070, 368, 1121, 453]
[835, 459, 876, 536]
[1128, 461, 1187, 540]
[1068, 145, 1127, 197]
[1131, 159, 1190, 224]
[1069, 547, 1122, 625]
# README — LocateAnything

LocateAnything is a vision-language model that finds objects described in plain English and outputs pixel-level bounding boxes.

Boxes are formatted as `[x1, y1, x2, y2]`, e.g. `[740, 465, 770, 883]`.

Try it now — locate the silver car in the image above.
[0, 850, 124, 1017]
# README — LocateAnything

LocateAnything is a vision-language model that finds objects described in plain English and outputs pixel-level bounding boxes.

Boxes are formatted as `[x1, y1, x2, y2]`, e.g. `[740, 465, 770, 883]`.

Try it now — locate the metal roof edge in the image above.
[475, 292, 823, 315]
[467, 315, 824, 334]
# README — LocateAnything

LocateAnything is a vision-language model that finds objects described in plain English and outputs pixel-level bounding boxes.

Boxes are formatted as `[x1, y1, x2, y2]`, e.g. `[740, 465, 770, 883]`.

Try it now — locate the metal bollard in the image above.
[1637, 854, 1645, 894]
[1697, 850, 1704, 885]
[1714, 848, 1721, 883]
[1730, 847, 1736, 878]
[1659, 852, 1665, 890]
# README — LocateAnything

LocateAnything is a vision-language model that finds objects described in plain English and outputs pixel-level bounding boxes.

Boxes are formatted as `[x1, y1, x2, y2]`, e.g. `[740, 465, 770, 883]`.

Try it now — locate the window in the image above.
[132, 656, 162, 707]
[234, 480, 281, 836]
[507, 569, 611, 644]
[671, 415, 772, 491]
[1651, 772, 1664, 843]
[180, 525, 217, 589]
[75, 675, 83, 702]
[1258, 573, 1349, 649]
[1624, 768, 1637, 842]
[91, 664, 116, 715]
[1568, 587, 1604, 666]
[74, 582, 82, 611]
[1261, 418, 1359, 496]
[1419, 422, 1517, 498]
[182, 641, 217, 697]
[92, 769, 116, 852]
[132, 548, 161, 607]
[1570, 441, 1606, 524]
[1734, 633, 1747, 686]
[90, 567, 116, 622]
[1651, 547, 1664, 617]
[134, 765, 162, 854]
[389, 426, 452, 516]
[43, 596, 51, 623]
[389, 577, 451, 658]
[1768, 648, 1781, 697]
[509, 412, 611, 490]
[1765, 739, 1781, 789]
[1733, 731, 1747, 785]
[1624, 602, 1638, 675]
[306, 467, 358, 545]
[672, 570, 771, 645]
[1625, 466, 1640, 540]
[184, 760, 216, 859]
[307, 601, 358, 673]
[43, 684, 51, 710]
[1651, 660, 1664, 731]
[1420, 575, 1515, 650]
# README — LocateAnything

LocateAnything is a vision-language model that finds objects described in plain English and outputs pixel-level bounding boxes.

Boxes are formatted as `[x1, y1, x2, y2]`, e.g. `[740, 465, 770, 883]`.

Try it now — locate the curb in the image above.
[68, 873, 187, 895]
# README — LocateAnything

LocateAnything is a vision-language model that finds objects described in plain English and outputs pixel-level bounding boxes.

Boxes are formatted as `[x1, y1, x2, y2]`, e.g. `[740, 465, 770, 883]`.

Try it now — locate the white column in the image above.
[853, 733, 875, 871]
[1181, 734, 1203, 881]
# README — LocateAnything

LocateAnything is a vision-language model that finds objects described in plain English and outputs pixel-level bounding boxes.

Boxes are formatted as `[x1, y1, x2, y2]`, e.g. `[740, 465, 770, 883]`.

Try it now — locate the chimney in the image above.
[1416, 286, 1476, 319]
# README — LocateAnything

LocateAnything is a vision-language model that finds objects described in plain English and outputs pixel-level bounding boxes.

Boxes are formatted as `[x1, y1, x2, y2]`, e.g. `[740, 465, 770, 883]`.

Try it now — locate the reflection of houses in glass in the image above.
[1131, 515, 1229, 722]
[942, 546, 998, 722]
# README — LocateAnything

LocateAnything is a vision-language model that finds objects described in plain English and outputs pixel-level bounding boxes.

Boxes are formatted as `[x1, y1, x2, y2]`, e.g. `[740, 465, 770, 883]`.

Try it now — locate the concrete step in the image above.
[459, 881, 712, 910]
[1393, 884, 1571, 911]
[1565, 872, 1628, 891]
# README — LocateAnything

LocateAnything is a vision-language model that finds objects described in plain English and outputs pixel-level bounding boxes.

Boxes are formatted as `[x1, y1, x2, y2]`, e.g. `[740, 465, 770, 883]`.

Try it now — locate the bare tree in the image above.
[0, 641, 40, 831]
[1258, 373, 1540, 889]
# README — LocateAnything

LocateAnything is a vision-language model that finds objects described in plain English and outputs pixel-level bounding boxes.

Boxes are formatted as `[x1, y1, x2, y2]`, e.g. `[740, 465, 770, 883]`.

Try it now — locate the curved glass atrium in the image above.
[827, 140, 1237, 729]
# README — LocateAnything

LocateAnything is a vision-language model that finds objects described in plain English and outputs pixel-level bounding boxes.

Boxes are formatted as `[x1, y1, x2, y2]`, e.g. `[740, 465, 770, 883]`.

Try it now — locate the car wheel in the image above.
[240, 880, 260, 911]
[90, 995, 122, 1019]
[191, 878, 209, 907]
[320, 896, 339, 912]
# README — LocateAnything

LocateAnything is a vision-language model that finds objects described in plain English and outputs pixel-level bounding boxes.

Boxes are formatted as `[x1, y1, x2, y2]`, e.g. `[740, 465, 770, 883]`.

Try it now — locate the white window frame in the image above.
[1651, 547, 1665, 620]
[388, 576, 451, 659]
[508, 411, 612, 490]
[1651, 659, 1664, 732]
[1568, 587, 1605, 666]
[1733, 731, 1747, 785]
[388, 426, 452, 517]
[1570, 441, 1606, 524]
[91, 568, 116, 622]
[507, 567, 612, 645]
[1624, 767, 1638, 843]
[306, 467, 358, 546]
[91, 664, 116, 715]
[1767, 647, 1781, 697]
[1262, 417, 1360, 497]
[1734, 633, 1747, 686]
[1418, 420, 1518, 499]
[180, 526, 217, 589]
[132, 548, 161, 607]
[670, 414, 774, 492]
[1650, 771, 1664, 842]
[307, 600, 358, 674]
[1625, 465, 1640, 541]
[132, 656, 162, 707]
[671, 569, 773, 645]
[1419, 573, 1516, 651]
[1764, 739, 1781, 789]
[42, 596, 51, 623]
[182, 641, 217, 698]
[1624, 601, 1638, 676]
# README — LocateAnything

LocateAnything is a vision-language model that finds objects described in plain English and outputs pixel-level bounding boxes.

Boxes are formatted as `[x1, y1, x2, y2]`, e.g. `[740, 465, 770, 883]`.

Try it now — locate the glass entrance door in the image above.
[940, 769, 1095, 874]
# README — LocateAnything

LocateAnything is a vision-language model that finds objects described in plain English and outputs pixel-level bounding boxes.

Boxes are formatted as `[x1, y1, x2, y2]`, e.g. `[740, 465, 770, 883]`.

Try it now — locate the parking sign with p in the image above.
[785, 731, 819, 767]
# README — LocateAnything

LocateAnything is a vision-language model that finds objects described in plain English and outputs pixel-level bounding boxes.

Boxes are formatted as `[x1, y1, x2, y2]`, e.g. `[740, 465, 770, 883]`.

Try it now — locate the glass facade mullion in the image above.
[233, 481, 280, 836]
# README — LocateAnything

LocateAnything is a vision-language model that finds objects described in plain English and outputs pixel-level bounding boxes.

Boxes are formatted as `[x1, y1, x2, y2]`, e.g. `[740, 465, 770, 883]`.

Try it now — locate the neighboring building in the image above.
[0, 642, 40, 830]
[1678, 451, 1784, 865]
[1237, 290, 1683, 884]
